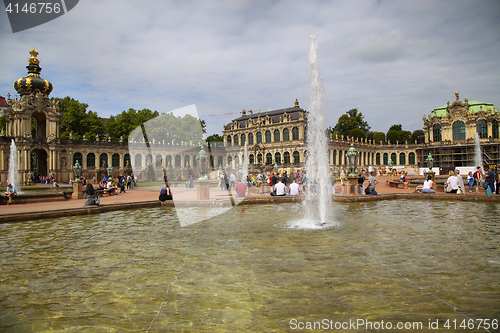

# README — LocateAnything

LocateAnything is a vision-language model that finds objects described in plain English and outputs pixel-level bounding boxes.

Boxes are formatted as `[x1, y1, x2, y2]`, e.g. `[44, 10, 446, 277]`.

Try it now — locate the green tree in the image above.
[400, 130, 411, 143]
[386, 130, 400, 143]
[373, 132, 386, 144]
[333, 108, 370, 137]
[57, 97, 105, 140]
[388, 124, 403, 132]
[410, 129, 425, 143]
[106, 108, 159, 142]
[206, 133, 224, 143]
[349, 128, 366, 139]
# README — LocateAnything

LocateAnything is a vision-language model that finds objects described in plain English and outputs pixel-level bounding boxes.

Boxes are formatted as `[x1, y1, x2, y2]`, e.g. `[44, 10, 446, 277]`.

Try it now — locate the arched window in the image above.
[283, 128, 290, 141]
[275, 152, 281, 164]
[227, 156, 232, 166]
[249, 154, 254, 164]
[256, 132, 262, 144]
[477, 119, 488, 139]
[233, 135, 239, 146]
[165, 155, 172, 167]
[227, 136, 232, 147]
[339, 150, 343, 165]
[112, 153, 120, 167]
[134, 154, 142, 168]
[248, 133, 254, 145]
[73, 152, 83, 166]
[234, 156, 239, 166]
[146, 154, 153, 166]
[453, 121, 466, 141]
[217, 156, 223, 168]
[265, 130, 272, 143]
[391, 153, 397, 165]
[284, 151, 290, 164]
[184, 155, 190, 167]
[266, 153, 272, 164]
[293, 151, 300, 164]
[175, 155, 181, 167]
[124, 154, 130, 168]
[433, 124, 442, 142]
[274, 129, 280, 142]
[332, 150, 337, 165]
[399, 153, 406, 166]
[193, 156, 197, 167]
[383, 153, 388, 165]
[241, 134, 246, 145]
[257, 153, 262, 164]
[87, 153, 95, 168]
[493, 120, 499, 139]
[409, 152, 416, 165]
[292, 127, 299, 140]
[210, 156, 214, 168]
[156, 155, 163, 167]
[376, 153, 381, 165]
[100, 153, 108, 168]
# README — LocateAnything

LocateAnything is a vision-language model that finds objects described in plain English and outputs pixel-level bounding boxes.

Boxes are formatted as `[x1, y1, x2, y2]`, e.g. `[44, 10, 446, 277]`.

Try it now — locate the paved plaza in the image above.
[0, 175, 498, 223]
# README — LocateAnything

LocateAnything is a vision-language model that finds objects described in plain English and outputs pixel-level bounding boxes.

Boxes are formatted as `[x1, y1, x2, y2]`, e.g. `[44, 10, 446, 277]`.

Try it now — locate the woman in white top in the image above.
[445, 170, 459, 193]
[422, 175, 436, 193]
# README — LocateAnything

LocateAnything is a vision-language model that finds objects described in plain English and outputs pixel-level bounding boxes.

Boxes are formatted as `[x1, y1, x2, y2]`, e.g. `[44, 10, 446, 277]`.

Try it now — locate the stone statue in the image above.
[195, 146, 209, 180]
[96, 134, 99, 142]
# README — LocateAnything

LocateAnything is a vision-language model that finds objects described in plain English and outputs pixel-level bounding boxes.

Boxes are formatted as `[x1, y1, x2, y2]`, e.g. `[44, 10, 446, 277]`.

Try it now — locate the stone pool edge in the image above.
[0, 193, 498, 223]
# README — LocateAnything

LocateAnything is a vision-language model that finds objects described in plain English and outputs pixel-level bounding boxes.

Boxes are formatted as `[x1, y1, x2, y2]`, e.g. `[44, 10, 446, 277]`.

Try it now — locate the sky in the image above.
[1, 0, 499, 137]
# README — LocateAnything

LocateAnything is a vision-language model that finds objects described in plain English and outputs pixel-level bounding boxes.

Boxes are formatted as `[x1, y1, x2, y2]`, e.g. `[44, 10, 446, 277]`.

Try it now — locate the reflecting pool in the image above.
[0, 200, 499, 332]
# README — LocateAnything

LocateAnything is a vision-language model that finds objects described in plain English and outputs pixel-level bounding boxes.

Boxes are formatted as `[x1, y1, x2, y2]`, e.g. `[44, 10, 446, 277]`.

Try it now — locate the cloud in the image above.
[0, 0, 499, 136]
[352, 29, 406, 63]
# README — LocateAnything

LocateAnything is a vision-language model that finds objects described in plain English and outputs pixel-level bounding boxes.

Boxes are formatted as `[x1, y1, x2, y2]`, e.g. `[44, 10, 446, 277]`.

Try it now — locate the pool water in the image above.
[0, 200, 499, 332]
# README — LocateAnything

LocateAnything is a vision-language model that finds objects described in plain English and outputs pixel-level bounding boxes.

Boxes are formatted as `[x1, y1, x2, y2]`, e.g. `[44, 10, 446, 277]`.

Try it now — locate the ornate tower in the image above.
[5, 48, 60, 141]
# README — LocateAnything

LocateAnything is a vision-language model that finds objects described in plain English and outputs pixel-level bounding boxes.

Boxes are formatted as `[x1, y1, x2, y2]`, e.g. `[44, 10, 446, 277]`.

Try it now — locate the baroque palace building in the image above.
[1, 49, 499, 186]
[0, 49, 224, 186]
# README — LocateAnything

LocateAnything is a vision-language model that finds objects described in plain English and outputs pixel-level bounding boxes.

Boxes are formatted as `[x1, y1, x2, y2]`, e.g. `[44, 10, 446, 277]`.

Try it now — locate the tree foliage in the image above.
[206, 133, 224, 143]
[58, 97, 105, 140]
[333, 108, 370, 137]
[349, 128, 366, 139]
[411, 129, 425, 144]
[105, 108, 159, 142]
[373, 132, 386, 144]
[128, 112, 204, 144]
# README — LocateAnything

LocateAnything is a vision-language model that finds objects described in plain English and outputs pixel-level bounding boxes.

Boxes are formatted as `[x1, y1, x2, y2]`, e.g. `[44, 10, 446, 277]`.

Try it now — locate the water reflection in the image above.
[0, 201, 498, 331]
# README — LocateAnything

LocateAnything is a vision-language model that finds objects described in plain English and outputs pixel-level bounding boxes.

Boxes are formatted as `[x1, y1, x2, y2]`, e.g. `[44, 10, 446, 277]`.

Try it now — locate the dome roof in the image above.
[14, 48, 53, 96]
[431, 92, 498, 117]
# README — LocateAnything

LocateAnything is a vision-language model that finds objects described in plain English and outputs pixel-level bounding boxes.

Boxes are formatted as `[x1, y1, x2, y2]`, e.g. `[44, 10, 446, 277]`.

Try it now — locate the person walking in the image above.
[482, 166, 496, 195]
[474, 166, 482, 194]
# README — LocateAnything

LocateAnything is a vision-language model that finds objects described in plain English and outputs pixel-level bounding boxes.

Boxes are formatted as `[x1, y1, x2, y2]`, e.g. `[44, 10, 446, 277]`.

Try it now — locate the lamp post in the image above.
[72, 161, 84, 200]
[107, 164, 113, 178]
[73, 161, 82, 181]
[425, 153, 435, 182]
[345, 144, 359, 195]
[425, 153, 434, 170]
[346, 144, 358, 176]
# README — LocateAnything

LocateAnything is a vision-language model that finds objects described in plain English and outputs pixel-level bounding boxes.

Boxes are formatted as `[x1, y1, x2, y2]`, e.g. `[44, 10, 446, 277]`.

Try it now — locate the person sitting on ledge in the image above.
[270, 178, 286, 196]
[106, 178, 116, 195]
[84, 183, 100, 206]
[235, 179, 247, 198]
[4, 182, 16, 205]
[159, 183, 173, 202]
[422, 175, 436, 193]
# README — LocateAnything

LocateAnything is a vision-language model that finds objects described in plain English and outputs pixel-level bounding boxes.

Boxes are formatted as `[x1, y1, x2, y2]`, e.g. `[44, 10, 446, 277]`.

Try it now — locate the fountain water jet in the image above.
[301, 35, 332, 225]
[8, 139, 19, 192]
[474, 132, 483, 169]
